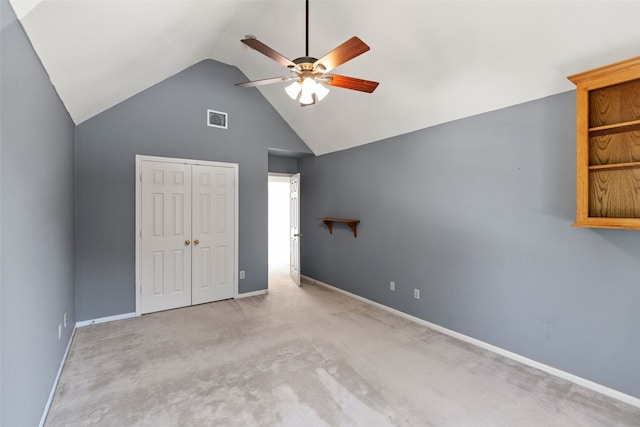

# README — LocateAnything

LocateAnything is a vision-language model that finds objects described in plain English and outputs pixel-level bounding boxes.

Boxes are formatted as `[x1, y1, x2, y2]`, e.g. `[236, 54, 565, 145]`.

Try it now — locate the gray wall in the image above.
[268, 155, 299, 174]
[299, 91, 640, 399]
[75, 59, 311, 321]
[0, 0, 76, 424]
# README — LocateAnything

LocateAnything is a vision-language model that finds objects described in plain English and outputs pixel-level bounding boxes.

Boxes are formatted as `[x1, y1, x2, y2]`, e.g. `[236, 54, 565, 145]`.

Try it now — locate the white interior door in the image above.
[290, 173, 301, 286]
[192, 164, 235, 304]
[139, 160, 192, 314]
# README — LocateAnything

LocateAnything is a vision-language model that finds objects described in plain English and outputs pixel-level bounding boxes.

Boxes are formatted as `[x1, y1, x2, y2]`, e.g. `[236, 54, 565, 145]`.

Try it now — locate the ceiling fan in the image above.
[235, 0, 379, 106]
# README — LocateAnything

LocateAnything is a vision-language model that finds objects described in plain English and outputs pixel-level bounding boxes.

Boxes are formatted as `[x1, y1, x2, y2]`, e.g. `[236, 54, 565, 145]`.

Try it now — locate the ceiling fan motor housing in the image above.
[291, 57, 321, 72]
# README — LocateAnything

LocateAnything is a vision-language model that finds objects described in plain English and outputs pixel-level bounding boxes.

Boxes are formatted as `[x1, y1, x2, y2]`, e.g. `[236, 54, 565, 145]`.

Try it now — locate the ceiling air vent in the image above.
[207, 109, 228, 129]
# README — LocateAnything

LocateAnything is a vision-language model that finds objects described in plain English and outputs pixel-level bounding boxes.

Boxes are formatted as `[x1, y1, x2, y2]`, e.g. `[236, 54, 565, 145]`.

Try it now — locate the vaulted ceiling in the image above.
[9, 0, 640, 155]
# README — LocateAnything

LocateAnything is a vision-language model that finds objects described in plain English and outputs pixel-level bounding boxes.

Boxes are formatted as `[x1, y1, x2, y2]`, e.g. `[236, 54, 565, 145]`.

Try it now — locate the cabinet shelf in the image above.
[589, 119, 640, 136]
[588, 161, 640, 171]
[573, 217, 640, 230]
[320, 218, 360, 237]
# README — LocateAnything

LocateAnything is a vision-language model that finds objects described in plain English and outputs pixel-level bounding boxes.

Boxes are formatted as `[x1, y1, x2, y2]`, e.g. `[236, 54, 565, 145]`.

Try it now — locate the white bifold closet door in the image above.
[191, 164, 234, 305]
[139, 158, 235, 315]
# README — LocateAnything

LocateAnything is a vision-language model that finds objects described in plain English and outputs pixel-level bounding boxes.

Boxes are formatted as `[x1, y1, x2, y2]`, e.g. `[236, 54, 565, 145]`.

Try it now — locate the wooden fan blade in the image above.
[241, 38, 296, 69]
[235, 77, 287, 88]
[314, 37, 370, 73]
[326, 75, 379, 93]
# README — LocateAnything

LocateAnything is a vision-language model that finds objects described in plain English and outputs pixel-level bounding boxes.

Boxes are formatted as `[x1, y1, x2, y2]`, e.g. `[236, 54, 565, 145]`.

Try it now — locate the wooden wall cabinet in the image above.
[568, 57, 640, 229]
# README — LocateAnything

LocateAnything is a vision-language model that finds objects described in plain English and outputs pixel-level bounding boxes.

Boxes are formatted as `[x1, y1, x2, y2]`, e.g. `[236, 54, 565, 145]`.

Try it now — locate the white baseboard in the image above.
[236, 289, 269, 299]
[76, 312, 136, 328]
[301, 275, 640, 409]
[39, 326, 76, 427]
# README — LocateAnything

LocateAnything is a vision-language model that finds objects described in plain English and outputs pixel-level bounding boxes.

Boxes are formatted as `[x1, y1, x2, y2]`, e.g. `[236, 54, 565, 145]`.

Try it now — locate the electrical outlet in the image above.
[64, 312, 67, 328]
[239, 270, 245, 279]
[414, 288, 420, 299]
[389, 281, 395, 291]
[58, 324, 62, 340]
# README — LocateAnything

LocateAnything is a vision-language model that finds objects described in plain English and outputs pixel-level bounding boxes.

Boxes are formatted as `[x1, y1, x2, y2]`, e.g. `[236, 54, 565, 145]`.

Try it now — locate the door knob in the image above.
[294, 233, 302, 237]
[194, 239, 200, 245]
[185, 240, 191, 246]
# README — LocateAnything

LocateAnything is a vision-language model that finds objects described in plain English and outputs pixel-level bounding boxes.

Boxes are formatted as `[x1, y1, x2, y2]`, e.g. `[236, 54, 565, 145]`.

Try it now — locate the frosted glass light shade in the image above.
[299, 92, 314, 105]
[285, 81, 301, 100]
[299, 77, 316, 105]
[315, 83, 329, 101]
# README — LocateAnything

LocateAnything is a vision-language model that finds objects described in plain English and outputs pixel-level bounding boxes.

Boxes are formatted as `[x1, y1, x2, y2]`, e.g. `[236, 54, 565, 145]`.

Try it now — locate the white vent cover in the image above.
[207, 109, 228, 129]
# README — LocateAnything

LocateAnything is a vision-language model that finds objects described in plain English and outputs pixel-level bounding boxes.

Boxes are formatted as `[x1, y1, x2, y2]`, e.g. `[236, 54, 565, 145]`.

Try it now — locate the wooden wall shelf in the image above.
[320, 218, 360, 237]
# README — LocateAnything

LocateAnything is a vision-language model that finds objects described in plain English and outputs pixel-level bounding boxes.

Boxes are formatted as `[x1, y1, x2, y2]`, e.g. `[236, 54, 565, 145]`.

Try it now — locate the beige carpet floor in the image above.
[45, 275, 640, 426]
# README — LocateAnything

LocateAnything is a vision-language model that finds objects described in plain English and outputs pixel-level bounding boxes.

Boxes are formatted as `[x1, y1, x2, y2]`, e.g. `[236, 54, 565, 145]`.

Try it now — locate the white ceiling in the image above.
[9, 0, 640, 155]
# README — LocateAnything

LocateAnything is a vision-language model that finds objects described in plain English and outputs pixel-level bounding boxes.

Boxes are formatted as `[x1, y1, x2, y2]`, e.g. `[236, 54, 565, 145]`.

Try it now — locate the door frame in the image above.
[135, 154, 239, 316]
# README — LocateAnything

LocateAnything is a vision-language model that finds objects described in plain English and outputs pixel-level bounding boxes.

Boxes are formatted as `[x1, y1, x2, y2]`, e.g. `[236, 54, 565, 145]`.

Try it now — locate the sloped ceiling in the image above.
[9, 0, 640, 155]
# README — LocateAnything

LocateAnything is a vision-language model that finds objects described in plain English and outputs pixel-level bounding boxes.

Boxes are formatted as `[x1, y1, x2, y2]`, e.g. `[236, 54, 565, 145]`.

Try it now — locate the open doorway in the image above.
[268, 174, 292, 277]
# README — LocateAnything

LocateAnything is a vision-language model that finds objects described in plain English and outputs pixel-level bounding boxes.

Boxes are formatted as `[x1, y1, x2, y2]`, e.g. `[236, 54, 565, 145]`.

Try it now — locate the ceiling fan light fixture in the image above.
[285, 81, 302, 100]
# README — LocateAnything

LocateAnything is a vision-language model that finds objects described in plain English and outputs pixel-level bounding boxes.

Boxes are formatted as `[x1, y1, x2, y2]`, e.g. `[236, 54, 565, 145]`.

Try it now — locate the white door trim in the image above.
[135, 154, 239, 316]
